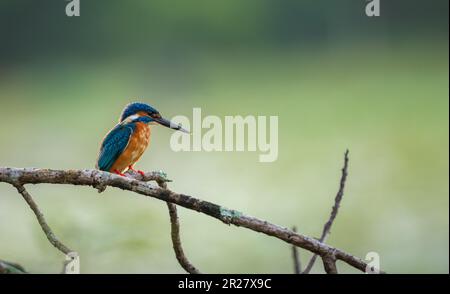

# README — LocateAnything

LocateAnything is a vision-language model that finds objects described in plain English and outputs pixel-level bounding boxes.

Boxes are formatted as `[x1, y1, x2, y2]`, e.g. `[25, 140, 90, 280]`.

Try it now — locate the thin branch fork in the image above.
[302, 150, 349, 274]
[0, 259, 27, 274]
[322, 252, 338, 274]
[0, 162, 380, 274]
[291, 226, 301, 274]
[166, 202, 201, 274]
[127, 170, 200, 273]
[13, 183, 72, 255]
[4, 169, 199, 274]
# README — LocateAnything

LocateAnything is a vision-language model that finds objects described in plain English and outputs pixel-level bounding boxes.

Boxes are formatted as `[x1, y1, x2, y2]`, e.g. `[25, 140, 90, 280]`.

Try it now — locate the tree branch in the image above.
[303, 150, 349, 274]
[322, 252, 338, 274]
[13, 183, 72, 255]
[0, 259, 27, 274]
[166, 202, 201, 274]
[0, 164, 381, 273]
[130, 170, 201, 274]
[97, 169, 201, 274]
[291, 226, 301, 274]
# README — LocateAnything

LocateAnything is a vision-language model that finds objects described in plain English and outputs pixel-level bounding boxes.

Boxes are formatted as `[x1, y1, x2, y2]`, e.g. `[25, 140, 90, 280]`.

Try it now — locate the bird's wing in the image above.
[96, 123, 135, 171]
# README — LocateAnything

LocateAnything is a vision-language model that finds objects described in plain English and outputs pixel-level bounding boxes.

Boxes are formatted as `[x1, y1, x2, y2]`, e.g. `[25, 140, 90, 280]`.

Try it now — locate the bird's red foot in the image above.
[113, 169, 126, 177]
[128, 166, 146, 177]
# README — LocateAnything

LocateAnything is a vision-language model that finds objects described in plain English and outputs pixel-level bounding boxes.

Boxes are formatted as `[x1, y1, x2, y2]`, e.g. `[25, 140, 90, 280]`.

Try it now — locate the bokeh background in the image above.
[0, 0, 448, 273]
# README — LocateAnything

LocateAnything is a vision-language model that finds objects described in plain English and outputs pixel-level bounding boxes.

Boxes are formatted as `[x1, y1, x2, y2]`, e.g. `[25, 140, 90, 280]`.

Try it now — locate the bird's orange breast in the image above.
[110, 122, 151, 173]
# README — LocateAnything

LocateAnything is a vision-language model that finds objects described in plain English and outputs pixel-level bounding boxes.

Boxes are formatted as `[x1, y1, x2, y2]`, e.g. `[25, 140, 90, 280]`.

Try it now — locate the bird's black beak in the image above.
[154, 116, 190, 134]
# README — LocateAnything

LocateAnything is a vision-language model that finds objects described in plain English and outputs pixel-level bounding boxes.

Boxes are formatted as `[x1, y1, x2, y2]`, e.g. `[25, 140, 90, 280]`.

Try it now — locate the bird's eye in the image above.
[151, 113, 161, 119]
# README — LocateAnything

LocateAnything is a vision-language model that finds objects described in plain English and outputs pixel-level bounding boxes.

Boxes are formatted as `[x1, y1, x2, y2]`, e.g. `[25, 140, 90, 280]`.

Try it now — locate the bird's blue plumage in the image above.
[120, 102, 159, 122]
[96, 123, 136, 171]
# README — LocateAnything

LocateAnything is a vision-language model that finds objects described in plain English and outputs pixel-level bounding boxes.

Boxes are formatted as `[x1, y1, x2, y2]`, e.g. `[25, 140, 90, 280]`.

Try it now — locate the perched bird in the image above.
[96, 102, 188, 176]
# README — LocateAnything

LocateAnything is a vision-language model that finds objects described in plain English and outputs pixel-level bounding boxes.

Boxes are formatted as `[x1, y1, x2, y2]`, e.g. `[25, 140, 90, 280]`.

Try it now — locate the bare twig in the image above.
[291, 226, 301, 274]
[0, 163, 382, 273]
[134, 170, 201, 274]
[124, 170, 172, 184]
[303, 150, 349, 274]
[166, 202, 201, 274]
[0, 259, 27, 274]
[13, 183, 72, 255]
[322, 252, 338, 274]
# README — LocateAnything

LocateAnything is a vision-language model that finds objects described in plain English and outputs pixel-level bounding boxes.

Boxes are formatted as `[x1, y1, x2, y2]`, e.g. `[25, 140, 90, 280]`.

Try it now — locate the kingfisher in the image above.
[96, 102, 189, 176]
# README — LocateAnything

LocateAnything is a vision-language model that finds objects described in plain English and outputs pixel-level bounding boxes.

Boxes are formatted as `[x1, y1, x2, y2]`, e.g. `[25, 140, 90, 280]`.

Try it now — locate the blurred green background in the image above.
[0, 0, 448, 273]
